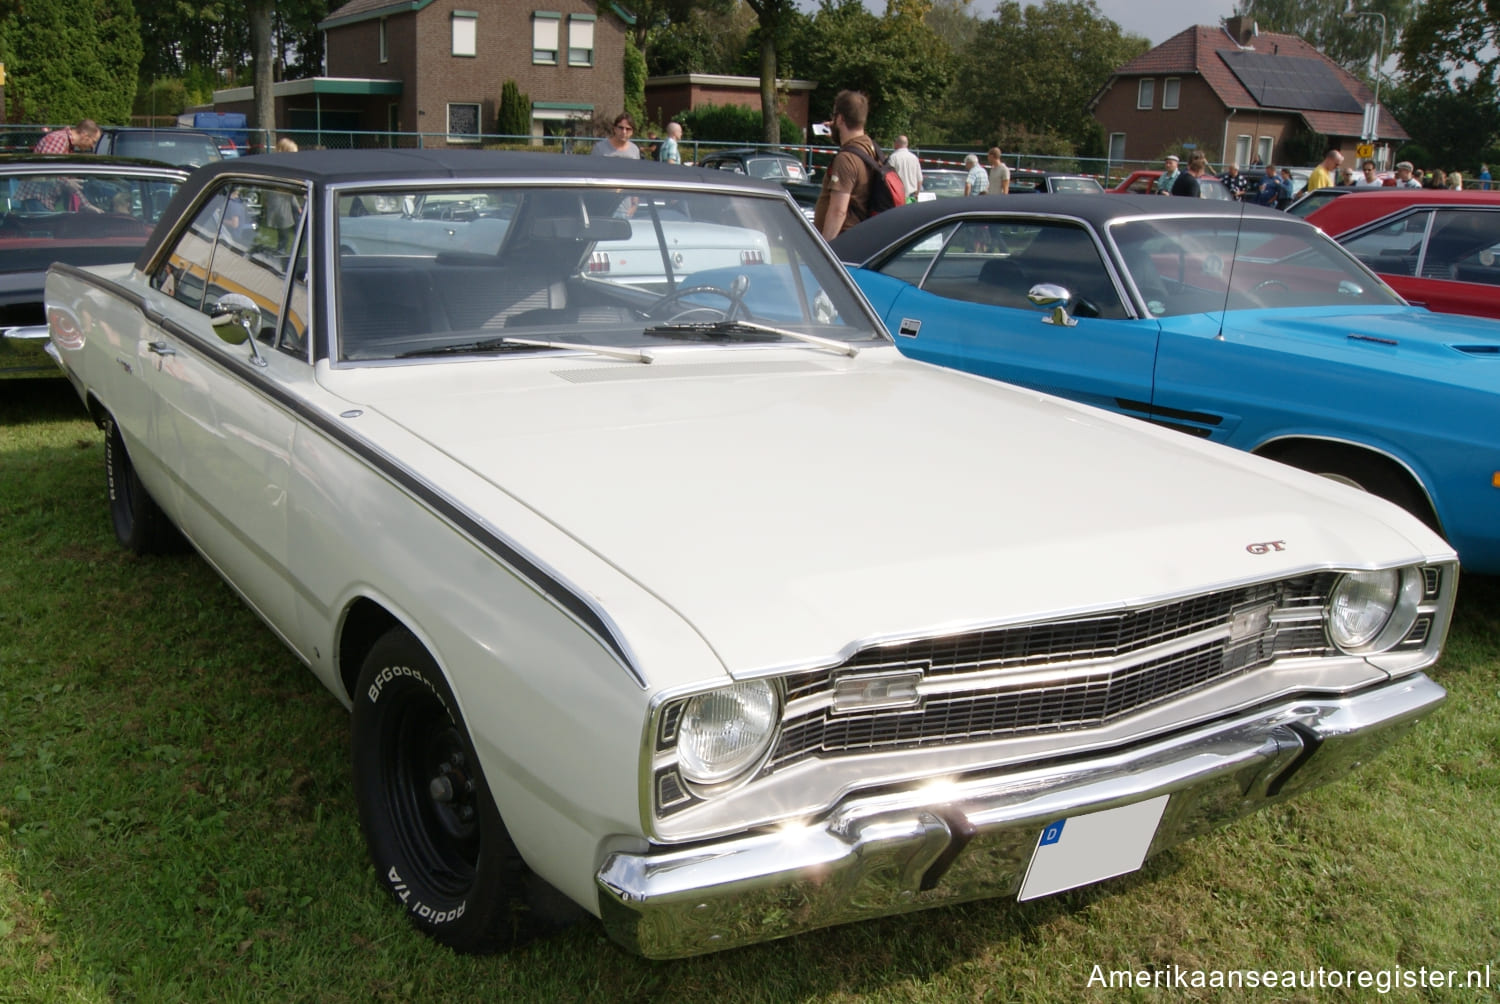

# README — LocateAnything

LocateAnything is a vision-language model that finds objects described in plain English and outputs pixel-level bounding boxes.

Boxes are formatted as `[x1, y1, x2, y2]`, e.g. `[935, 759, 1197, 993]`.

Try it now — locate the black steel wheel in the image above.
[351, 627, 562, 953]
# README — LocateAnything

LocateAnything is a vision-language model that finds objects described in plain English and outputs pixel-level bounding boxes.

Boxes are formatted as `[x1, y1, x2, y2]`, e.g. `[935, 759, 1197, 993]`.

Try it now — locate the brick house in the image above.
[643, 74, 817, 135]
[214, 0, 634, 146]
[1090, 17, 1407, 170]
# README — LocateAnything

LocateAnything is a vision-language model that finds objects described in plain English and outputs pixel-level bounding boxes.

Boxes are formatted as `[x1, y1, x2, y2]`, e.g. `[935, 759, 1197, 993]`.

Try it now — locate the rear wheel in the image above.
[104, 415, 178, 554]
[351, 627, 568, 953]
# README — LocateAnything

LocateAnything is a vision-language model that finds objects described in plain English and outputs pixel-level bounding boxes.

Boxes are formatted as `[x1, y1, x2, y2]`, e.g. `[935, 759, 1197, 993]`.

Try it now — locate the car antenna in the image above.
[1215, 108, 1265, 340]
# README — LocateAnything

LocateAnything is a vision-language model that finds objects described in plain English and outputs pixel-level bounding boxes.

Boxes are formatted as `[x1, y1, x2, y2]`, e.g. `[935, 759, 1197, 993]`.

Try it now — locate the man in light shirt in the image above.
[887, 136, 922, 203]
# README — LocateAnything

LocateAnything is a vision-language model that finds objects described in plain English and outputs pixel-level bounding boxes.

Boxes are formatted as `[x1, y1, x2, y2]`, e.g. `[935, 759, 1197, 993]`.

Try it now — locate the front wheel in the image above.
[351, 628, 563, 953]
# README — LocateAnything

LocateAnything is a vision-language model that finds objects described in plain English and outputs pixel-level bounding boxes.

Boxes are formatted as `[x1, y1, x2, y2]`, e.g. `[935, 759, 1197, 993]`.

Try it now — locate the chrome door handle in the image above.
[147, 341, 176, 357]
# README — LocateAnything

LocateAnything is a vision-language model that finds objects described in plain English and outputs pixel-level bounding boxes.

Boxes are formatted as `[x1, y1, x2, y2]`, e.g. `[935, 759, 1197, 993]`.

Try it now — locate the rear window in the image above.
[105, 132, 222, 168]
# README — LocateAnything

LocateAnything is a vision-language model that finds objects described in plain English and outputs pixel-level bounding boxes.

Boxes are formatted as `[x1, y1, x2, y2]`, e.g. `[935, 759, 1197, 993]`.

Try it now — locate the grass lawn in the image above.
[3, 376, 1498, 1002]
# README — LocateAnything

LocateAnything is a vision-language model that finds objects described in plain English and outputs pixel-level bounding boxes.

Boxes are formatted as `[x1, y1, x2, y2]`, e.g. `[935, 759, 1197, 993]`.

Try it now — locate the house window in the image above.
[1137, 79, 1154, 110]
[1108, 133, 1126, 163]
[1257, 136, 1273, 166]
[452, 11, 477, 57]
[379, 18, 388, 63]
[448, 103, 481, 143]
[568, 14, 595, 67]
[1162, 78, 1180, 110]
[1235, 135, 1252, 168]
[533, 12, 560, 65]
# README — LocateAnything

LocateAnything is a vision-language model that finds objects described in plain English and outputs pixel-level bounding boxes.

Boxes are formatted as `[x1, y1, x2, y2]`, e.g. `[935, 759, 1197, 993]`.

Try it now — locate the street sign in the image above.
[1357, 143, 1374, 159]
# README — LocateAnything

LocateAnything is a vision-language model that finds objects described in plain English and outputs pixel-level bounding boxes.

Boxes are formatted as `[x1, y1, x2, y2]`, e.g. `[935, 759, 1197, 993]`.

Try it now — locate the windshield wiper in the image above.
[400, 336, 652, 364]
[644, 319, 859, 358]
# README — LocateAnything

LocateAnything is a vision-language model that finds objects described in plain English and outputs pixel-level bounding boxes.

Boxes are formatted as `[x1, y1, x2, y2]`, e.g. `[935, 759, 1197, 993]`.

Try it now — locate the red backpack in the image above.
[846, 146, 906, 217]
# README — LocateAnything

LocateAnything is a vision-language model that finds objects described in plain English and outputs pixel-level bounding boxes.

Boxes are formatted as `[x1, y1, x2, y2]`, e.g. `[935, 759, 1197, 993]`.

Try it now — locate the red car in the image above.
[1309, 189, 1500, 319]
[1108, 168, 1235, 200]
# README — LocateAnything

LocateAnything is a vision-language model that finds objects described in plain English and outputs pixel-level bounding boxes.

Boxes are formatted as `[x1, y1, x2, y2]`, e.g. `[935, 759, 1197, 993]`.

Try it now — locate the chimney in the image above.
[1224, 16, 1258, 46]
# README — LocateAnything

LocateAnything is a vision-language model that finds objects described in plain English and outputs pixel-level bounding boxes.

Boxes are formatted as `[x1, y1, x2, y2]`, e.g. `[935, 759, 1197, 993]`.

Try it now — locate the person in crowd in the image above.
[1427, 168, 1447, 189]
[1352, 160, 1383, 188]
[1171, 151, 1208, 197]
[1394, 161, 1422, 188]
[33, 120, 101, 154]
[1255, 166, 1284, 206]
[1448, 171, 1464, 190]
[276, 137, 298, 153]
[887, 135, 921, 202]
[657, 121, 682, 165]
[963, 153, 988, 196]
[1306, 148, 1343, 192]
[1157, 153, 1181, 194]
[1220, 162, 1249, 199]
[1479, 163, 1492, 190]
[591, 113, 641, 159]
[813, 90, 880, 239]
[986, 147, 1011, 195]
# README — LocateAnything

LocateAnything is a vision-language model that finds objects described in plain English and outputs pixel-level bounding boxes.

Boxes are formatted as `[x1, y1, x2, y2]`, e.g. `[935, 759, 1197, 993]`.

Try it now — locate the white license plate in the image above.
[1018, 794, 1170, 901]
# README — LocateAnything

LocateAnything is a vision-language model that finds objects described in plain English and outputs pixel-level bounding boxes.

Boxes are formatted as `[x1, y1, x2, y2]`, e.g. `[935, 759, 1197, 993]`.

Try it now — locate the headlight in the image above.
[1328, 568, 1420, 652]
[676, 681, 780, 786]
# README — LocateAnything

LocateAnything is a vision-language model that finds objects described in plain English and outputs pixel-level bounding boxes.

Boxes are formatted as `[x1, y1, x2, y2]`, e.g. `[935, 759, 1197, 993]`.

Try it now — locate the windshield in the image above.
[0, 170, 182, 273]
[334, 184, 880, 362]
[1108, 215, 1404, 317]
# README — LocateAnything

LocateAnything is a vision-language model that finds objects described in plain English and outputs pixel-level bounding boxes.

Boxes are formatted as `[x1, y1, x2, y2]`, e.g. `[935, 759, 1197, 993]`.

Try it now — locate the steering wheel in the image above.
[648, 275, 750, 323]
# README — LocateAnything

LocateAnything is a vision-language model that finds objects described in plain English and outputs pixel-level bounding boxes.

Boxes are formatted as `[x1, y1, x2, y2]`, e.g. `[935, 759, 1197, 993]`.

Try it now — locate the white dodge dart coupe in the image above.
[45, 149, 1457, 958]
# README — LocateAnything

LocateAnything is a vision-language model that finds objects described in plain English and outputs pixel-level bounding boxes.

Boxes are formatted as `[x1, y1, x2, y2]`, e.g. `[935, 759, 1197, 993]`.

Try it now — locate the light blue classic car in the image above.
[832, 194, 1500, 574]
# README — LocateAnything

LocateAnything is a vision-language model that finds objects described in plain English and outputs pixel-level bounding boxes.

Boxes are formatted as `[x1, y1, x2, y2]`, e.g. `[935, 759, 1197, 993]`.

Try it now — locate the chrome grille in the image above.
[767, 574, 1338, 770]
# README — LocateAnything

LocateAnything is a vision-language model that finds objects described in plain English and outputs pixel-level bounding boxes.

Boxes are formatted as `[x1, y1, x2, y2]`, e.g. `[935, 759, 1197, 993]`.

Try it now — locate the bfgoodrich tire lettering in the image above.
[104, 415, 178, 555]
[352, 627, 558, 953]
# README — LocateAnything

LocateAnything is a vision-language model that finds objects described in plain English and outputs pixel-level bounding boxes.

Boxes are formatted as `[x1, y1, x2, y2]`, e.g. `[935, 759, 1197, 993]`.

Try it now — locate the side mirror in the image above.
[1028, 283, 1078, 327]
[210, 292, 268, 366]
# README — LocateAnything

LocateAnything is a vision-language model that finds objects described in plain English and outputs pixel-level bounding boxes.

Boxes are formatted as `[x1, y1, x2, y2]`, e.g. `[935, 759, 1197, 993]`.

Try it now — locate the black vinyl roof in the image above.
[829, 193, 1289, 265]
[181, 147, 780, 189]
[137, 148, 789, 269]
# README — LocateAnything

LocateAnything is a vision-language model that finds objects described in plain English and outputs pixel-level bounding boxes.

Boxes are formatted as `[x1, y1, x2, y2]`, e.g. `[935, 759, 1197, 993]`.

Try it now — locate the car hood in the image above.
[324, 347, 1450, 678]
[1206, 305, 1500, 391]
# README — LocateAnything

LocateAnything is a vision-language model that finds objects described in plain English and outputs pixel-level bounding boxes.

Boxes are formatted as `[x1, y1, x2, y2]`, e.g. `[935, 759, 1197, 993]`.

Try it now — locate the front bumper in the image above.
[598, 673, 1444, 958]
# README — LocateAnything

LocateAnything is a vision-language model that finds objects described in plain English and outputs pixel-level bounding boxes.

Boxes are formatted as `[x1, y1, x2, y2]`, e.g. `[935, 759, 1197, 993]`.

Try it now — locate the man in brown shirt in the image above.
[814, 90, 879, 240]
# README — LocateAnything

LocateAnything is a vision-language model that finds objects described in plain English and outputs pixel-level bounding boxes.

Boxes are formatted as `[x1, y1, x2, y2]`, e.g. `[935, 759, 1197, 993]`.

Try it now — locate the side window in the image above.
[1426, 210, 1500, 284]
[152, 181, 309, 355]
[912, 220, 1125, 319]
[152, 193, 224, 310]
[876, 223, 958, 287]
[1341, 212, 1432, 277]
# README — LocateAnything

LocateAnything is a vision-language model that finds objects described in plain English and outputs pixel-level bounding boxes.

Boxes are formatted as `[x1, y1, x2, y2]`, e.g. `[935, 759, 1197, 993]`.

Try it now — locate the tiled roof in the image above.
[1112, 24, 1406, 141]
[323, 0, 421, 21]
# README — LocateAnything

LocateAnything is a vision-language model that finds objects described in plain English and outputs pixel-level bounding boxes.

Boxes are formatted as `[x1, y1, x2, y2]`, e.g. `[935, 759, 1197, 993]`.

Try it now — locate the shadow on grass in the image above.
[1, 376, 89, 426]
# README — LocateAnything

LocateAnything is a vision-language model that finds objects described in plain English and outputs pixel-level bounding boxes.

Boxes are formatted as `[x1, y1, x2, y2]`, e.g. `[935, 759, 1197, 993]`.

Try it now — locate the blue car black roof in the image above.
[829, 192, 1290, 265]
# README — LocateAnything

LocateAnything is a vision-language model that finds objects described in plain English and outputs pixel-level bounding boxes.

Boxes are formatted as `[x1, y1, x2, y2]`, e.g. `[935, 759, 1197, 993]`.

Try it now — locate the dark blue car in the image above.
[833, 194, 1500, 574]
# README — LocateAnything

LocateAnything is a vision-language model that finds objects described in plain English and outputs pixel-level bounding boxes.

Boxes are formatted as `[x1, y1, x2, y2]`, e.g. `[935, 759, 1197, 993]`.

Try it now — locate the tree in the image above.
[793, 0, 953, 143]
[1397, 0, 1500, 93]
[646, 4, 758, 76]
[947, 0, 1148, 150]
[745, 0, 802, 145]
[0, 0, 142, 123]
[1235, 0, 1419, 78]
[497, 80, 531, 138]
[626, 0, 735, 61]
[250, 0, 275, 148]
[1384, 79, 1500, 169]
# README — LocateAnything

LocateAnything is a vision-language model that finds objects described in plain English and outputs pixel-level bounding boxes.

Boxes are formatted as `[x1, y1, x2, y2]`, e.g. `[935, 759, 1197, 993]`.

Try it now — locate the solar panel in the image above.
[1221, 52, 1363, 114]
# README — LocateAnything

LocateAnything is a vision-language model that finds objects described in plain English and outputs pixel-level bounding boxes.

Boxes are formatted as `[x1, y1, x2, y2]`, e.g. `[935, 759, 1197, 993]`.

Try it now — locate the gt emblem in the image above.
[1245, 540, 1286, 555]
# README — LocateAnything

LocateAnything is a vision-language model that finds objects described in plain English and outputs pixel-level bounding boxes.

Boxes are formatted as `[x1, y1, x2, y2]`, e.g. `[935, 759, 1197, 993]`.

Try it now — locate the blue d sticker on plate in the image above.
[1039, 820, 1065, 846]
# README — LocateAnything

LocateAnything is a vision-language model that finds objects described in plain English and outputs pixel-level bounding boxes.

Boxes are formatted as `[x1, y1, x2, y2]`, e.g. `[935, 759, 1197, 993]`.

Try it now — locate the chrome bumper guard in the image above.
[1, 323, 58, 379]
[598, 674, 1444, 958]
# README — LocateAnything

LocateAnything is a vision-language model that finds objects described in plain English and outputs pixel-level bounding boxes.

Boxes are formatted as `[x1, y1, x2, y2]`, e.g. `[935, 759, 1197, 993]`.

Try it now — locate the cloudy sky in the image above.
[1089, 0, 1239, 45]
